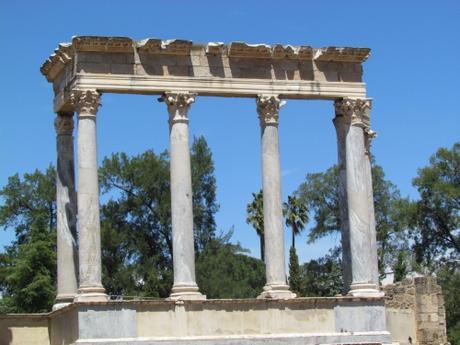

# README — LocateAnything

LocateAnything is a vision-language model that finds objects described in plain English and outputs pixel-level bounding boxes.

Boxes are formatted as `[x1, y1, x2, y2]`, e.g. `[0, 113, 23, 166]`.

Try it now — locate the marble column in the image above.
[364, 127, 380, 286]
[160, 92, 205, 301]
[53, 112, 78, 310]
[71, 90, 107, 302]
[256, 95, 296, 299]
[333, 98, 383, 297]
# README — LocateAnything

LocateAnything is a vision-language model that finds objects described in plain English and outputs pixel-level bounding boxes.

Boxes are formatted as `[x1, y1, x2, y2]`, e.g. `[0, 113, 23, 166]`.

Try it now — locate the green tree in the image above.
[296, 160, 411, 277]
[246, 190, 264, 261]
[99, 150, 173, 298]
[0, 167, 57, 312]
[437, 263, 460, 345]
[283, 195, 308, 249]
[288, 246, 301, 294]
[411, 142, 459, 268]
[191, 136, 219, 252]
[298, 247, 343, 297]
[196, 230, 265, 298]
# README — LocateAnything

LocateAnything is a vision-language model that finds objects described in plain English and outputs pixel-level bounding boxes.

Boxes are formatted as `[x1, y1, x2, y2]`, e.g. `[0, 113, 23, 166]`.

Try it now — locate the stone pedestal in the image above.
[71, 90, 107, 302]
[334, 98, 382, 298]
[53, 113, 78, 310]
[161, 92, 205, 301]
[256, 95, 295, 299]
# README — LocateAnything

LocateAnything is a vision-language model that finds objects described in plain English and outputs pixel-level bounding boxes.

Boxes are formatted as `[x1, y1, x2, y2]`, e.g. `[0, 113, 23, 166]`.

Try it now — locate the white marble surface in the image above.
[163, 93, 205, 300]
[54, 114, 78, 309]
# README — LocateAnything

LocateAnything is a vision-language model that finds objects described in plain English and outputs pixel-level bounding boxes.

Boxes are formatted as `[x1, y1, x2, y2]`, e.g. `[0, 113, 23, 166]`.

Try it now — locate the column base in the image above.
[53, 293, 76, 310]
[257, 283, 296, 299]
[74, 286, 108, 302]
[348, 282, 385, 298]
[168, 284, 206, 301]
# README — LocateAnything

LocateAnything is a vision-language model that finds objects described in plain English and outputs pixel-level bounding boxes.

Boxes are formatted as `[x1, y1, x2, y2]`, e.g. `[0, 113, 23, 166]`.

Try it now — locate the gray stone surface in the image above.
[334, 300, 386, 332]
[54, 113, 78, 309]
[334, 99, 381, 297]
[256, 95, 295, 299]
[78, 306, 136, 339]
[72, 90, 107, 302]
[162, 93, 205, 300]
[73, 332, 392, 345]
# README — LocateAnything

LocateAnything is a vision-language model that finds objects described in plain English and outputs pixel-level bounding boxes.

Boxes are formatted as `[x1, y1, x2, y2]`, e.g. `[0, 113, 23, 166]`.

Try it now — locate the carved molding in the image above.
[40, 43, 73, 82]
[256, 95, 285, 126]
[314, 47, 371, 63]
[364, 127, 377, 155]
[70, 90, 101, 115]
[41, 36, 371, 83]
[73, 36, 133, 53]
[160, 92, 196, 124]
[138, 39, 193, 55]
[54, 113, 74, 135]
[334, 98, 372, 128]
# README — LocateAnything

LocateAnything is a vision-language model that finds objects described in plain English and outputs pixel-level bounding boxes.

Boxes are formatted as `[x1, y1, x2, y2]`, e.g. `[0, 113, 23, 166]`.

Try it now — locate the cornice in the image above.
[41, 36, 371, 83]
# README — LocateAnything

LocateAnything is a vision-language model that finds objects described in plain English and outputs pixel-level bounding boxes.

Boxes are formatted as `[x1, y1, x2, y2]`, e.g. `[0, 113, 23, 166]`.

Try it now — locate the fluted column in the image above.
[333, 98, 382, 297]
[256, 95, 296, 299]
[71, 90, 107, 302]
[53, 112, 78, 310]
[160, 92, 205, 301]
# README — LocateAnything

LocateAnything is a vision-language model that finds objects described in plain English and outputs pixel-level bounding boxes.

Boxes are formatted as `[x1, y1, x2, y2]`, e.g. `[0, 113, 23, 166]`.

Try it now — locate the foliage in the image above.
[298, 247, 343, 297]
[0, 167, 57, 312]
[196, 231, 265, 299]
[288, 246, 301, 294]
[393, 251, 408, 282]
[99, 150, 173, 297]
[411, 142, 459, 268]
[436, 263, 460, 345]
[191, 136, 220, 252]
[296, 159, 411, 277]
[283, 195, 308, 249]
[246, 190, 264, 261]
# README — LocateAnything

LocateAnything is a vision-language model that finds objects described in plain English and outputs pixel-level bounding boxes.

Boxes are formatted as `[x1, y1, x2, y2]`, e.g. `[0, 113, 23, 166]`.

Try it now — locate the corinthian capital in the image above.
[334, 98, 372, 128]
[256, 95, 285, 126]
[70, 90, 101, 116]
[160, 92, 196, 124]
[54, 113, 74, 135]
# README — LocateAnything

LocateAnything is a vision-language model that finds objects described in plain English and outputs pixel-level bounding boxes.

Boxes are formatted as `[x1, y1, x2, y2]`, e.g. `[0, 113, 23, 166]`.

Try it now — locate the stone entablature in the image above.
[41, 36, 370, 112]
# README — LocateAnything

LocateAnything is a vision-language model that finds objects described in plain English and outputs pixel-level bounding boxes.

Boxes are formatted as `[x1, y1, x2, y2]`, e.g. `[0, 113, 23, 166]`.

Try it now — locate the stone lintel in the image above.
[41, 36, 371, 84]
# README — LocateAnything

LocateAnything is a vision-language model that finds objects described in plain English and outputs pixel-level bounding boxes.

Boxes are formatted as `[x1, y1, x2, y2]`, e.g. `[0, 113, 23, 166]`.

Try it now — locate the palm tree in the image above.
[283, 195, 308, 249]
[246, 190, 264, 262]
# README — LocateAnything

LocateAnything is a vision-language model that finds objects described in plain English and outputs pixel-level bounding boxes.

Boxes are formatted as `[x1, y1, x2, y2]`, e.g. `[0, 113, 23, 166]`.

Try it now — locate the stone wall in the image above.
[384, 276, 447, 345]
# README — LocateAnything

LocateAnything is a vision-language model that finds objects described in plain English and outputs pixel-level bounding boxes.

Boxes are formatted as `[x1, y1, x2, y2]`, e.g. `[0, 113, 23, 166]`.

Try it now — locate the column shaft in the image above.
[161, 92, 205, 301]
[54, 113, 78, 310]
[256, 95, 295, 299]
[72, 90, 107, 302]
[334, 98, 383, 297]
[364, 130, 380, 286]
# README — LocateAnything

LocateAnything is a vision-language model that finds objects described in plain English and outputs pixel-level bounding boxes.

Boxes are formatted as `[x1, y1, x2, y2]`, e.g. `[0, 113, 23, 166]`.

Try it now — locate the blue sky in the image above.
[1, 0, 459, 262]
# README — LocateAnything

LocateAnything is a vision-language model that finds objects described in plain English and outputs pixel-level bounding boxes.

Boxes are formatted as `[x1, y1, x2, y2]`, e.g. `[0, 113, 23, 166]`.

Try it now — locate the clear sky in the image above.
[1, 0, 459, 262]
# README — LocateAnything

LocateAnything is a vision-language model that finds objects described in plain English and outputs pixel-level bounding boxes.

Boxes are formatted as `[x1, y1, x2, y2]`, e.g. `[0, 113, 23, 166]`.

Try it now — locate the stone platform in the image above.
[1, 296, 395, 345]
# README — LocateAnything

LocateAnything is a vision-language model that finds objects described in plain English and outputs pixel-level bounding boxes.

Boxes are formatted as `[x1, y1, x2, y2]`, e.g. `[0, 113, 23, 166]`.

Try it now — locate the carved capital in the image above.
[364, 127, 377, 155]
[54, 113, 74, 135]
[256, 95, 285, 126]
[160, 92, 196, 124]
[70, 90, 101, 116]
[334, 98, 372, 128]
